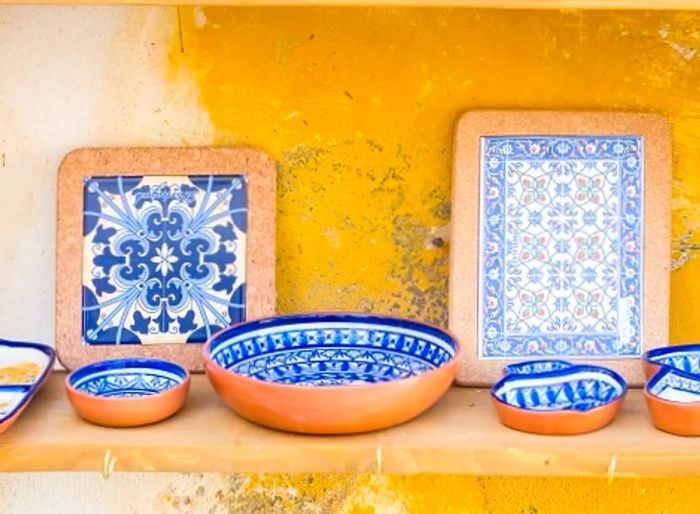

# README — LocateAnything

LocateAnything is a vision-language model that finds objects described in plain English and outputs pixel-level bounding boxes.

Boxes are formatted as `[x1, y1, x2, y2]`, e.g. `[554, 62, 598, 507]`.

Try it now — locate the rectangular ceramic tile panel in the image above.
[81, 175, 248, 346]
[56, 147, 276, 371]
[450, 111, 671, 386]
[479, 136, 643, 359]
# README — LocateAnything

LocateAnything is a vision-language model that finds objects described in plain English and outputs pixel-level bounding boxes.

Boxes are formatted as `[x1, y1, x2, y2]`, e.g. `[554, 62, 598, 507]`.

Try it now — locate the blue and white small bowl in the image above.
[65, 358, 190, 427]
[644, 366, 700, 436]
[643, 344, 700, 380]
[491, 365, 628, 435]
[503, 360, 574, 376]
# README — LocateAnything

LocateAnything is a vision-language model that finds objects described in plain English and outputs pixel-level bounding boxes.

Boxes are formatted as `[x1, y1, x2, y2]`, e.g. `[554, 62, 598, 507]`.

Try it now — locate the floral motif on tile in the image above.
[479, 136, 643, 358]
[82, 175, 247, 345]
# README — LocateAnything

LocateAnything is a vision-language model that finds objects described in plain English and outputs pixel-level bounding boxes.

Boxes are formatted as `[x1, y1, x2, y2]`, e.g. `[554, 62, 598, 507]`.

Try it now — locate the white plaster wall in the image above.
[0, 7, 218, 512]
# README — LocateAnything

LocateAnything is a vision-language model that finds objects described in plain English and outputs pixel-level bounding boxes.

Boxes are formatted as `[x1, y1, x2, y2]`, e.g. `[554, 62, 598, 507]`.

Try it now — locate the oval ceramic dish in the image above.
[503, 360, 573, 376]
[65, 358, 190, 427]
[203, 313, 463, 434]
[0, 339, 55, 434]
[644, 366, 700, 436]
[642, 344, 700, 380]
[491, 365, 627, 435]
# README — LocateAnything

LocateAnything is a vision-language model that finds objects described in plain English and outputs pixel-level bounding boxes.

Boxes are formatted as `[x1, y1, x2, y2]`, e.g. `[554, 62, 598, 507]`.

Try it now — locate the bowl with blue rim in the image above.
[642, 344, 700, 380]
[65, 358, 190, 427]
[202, 313, 464, 434]
[492, 363, 627, 435]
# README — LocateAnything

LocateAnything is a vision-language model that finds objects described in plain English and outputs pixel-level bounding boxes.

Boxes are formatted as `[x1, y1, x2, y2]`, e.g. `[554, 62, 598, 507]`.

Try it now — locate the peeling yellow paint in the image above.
[168, 6, 700, 511]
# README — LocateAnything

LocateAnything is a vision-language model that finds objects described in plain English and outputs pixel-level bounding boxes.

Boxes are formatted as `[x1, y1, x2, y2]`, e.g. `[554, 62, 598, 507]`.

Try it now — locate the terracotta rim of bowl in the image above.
[491, 364, 629, 417]
[65, 357, 191, 403]
[202, 312, 465, 391]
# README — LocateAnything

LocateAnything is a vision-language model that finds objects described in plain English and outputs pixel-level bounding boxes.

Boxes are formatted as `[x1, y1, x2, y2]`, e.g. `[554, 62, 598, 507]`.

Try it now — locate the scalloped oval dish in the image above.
[65, 358, 190, 427]
[642, 344, 700, 380]
[0, 339, 55, 434]
[644, 366, 700, 436]
[203, 313, 463, 434]
[491, 365, 627, 435]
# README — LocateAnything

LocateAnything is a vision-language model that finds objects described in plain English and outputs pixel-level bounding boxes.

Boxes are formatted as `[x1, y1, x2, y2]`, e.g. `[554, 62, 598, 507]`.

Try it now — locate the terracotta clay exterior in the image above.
[203, 324, 464, 435]
[643, 391, 700, 436]
[643, 360, 662, 381]
[64, 375, 190, 428]
[491, 396, 625, 435]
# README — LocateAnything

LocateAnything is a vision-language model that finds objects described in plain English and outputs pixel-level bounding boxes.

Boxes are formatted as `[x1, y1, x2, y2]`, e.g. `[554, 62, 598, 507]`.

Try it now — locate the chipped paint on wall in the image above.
[173, 7, 700, 341]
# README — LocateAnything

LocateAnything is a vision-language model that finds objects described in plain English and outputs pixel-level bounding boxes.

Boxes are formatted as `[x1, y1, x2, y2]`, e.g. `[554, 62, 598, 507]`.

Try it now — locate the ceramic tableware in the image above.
[65, 358, 190, 427]
[0, 339, 55, 434]
[203, 313, 463, 434]
[503, 360, 573, 376]
[644, 366, 700, 436]
[642, 344, 700, 380]
[491, 364, 627, 435]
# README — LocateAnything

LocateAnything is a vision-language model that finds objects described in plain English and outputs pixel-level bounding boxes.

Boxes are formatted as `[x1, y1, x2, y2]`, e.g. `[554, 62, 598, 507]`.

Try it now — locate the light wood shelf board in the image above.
[1, 374, 698, 476]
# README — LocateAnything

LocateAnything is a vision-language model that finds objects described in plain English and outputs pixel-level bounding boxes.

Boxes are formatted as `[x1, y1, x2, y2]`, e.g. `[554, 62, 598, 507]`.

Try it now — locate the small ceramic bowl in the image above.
[203, 313, 463, 434]
[644, 366, 700, 436]
[642, 344, 700, 380]
[491, 365, 627, 435]
[65, 358, 190, 427]
[503, 360, 573, 376]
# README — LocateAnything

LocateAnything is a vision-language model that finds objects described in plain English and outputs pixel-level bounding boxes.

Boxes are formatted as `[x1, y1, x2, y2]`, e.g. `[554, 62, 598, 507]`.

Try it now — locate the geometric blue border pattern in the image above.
[81, 175, 247, 346]
[479, 136, 644, 359]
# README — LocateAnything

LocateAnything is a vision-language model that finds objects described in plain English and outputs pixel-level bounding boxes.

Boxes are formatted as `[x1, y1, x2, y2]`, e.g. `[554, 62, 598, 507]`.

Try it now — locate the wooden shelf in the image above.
[1, 374, 699, 476]
[2, 1, 700, 8]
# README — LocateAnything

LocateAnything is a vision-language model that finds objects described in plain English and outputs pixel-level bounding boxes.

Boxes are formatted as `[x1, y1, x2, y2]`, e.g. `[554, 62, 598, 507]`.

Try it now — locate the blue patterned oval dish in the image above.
[644, 366, 700, 435]
[646, 366, 700, 403]
[68, 358, 188, 397]
[491, 365, 627, 435]
[203, 313, 463, 434]
[643, 344, 700, 379]
[503, 360, 574, 376]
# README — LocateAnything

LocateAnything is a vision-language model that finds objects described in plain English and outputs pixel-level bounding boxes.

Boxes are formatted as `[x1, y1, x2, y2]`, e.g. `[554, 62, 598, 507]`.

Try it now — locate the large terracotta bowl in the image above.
[642, 344, 700, 380]
[65, 358, 190, 427]
[203, 313, 464, 434]
[644, 366, 700, 436]
[491, 364, 627, 435]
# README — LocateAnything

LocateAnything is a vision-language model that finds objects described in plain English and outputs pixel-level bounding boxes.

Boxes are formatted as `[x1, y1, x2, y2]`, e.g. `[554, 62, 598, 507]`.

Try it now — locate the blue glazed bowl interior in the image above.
[646, 366, 700, 403]
[503, 360, 574, 376]
[645, 344, 700, 376]
[69, 359, 188, 398]
[492, 366, 627, 412]
[206, 314, 459, 386]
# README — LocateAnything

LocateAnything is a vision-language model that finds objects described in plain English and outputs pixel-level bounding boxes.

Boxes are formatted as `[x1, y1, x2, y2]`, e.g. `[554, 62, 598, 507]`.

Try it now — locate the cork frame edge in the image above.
[449, 110, 671, 387]
[55, 147, 277, 372]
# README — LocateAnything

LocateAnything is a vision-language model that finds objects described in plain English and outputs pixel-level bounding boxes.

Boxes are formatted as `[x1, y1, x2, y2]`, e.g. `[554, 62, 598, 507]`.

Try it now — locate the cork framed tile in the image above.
[56, 147, 276, 371]
[450, 111, 671, 386]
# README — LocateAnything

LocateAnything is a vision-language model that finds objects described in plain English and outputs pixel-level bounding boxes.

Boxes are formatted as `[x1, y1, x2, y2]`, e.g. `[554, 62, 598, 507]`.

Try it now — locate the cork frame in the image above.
[450, 111, 671, 386]
[56, 147, 276, 371]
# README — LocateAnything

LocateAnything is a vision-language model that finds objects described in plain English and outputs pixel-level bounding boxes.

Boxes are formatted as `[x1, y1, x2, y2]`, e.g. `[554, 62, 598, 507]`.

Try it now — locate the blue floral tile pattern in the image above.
[82, 175, 247, 345]
[479, 136, 644, 358]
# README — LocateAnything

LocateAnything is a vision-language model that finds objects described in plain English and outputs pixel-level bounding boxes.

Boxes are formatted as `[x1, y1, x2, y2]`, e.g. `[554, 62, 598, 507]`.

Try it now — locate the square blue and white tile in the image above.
[81, 175, 247, 345]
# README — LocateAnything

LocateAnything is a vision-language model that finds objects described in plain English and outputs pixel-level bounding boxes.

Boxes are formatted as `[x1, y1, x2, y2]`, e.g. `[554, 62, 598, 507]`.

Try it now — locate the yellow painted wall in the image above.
[166, 7, 700, 512]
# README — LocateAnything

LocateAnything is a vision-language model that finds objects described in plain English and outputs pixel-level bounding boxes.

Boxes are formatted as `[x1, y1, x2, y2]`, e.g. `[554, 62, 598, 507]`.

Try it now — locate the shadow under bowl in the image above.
[65, 358, 190, 427]
[202, 313, 463, 434]
[491, 365, 628, 435]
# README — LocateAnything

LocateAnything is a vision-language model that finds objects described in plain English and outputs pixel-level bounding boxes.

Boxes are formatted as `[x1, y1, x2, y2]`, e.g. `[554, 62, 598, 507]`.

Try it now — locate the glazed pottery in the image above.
[65, 358, 190, 427]
[644, 366, 700, 436]
[642, 344, 700, 380]
[203, 313, 463, 434]
[0, 339, 55, 434]
[503, 360, 573, 376]
[491, 365, 627, 435]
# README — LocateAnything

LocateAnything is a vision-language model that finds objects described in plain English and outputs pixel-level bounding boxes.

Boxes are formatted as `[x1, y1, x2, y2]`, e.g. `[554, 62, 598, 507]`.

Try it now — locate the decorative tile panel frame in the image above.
[57, 148, 276, 371]
[450, 112, 670, 386]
